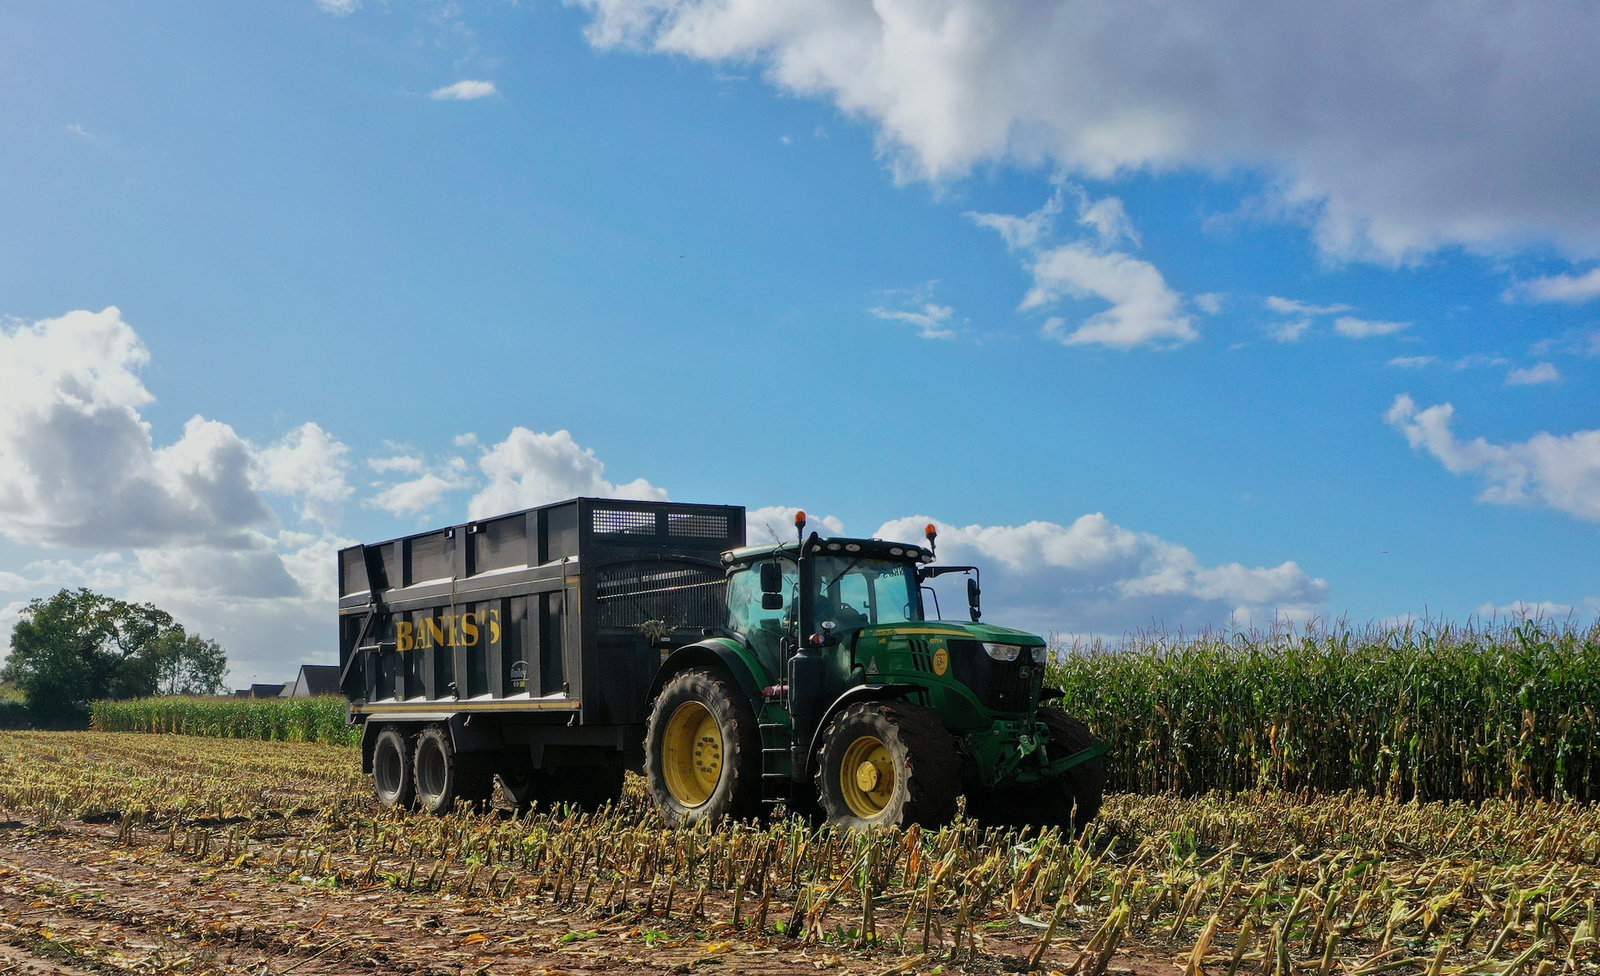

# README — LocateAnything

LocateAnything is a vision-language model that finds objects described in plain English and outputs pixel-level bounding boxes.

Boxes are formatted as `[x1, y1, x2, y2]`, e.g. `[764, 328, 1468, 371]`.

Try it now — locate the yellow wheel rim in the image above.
[661, 701, 723, 807]
[839, 734, 895, 818]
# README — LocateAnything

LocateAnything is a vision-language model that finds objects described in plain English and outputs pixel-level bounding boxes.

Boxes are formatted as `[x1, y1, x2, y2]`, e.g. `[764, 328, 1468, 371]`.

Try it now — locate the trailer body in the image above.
[338, 498, 743, 779]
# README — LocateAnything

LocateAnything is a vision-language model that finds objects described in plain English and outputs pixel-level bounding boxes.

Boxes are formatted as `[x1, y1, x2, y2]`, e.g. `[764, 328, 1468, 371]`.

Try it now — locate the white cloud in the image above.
[1475, 600, 1580, 621]
[1387, 355, 1435, 369]
[1334, 316, 1409, 338]
[0, 308, 361, 685]
[468, 428, 667, 519]
[745, 505, 847, 545]
[966, 193, 1063, 252]
[1029, 245, 1195, 349]
[1078, 195, 1138, 248]
[1193, 293, 1224, 315]
[316, 0, 361, 14]
[1265, 297, 1353, 317]
[430, 80, 499, 101]
[1386, 394, 1600, 522]
[368, 454, 425, 475]
[875, 514, 1327, 636]
[1269, 320, 1312, 343]
[252, 422, 353, 525]
[870, 300, 957, 339]
[1505, 362, 1561, 386]
[1504, 267, 1600, 305]
[367, 471, 473, 517]
[0, 309, 272, 548]
[574, 1, 1600, 261]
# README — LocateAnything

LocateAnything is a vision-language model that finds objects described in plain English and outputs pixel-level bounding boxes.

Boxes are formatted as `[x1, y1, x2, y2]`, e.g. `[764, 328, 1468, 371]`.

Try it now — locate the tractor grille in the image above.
[948, 640, 1037, 713]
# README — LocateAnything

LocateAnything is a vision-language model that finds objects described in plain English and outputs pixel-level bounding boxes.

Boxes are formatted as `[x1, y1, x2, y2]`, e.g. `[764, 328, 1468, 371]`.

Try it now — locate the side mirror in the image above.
[967, 577, 982, 622]
[759, 562, 782, 594]
[761, 592, 784, 611]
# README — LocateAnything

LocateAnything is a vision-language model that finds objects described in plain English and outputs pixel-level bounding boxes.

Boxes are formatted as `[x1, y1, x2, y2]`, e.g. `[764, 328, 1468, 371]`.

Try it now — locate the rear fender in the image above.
[802, 683, 920, 778]
[650, 639, 772, 706]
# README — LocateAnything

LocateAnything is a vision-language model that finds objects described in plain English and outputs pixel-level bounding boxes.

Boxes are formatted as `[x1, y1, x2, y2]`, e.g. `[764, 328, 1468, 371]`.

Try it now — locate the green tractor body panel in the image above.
[710, 533, 1103, 798]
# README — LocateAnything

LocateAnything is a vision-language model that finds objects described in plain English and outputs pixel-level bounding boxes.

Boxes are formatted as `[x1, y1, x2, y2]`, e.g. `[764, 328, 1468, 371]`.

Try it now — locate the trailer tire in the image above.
[413, 725, 493, 815]
[372, 725, 416, 810]
[814, 702, 959, 830]
[645, 668, 761, 825]
[1027, 709, 1106, 835]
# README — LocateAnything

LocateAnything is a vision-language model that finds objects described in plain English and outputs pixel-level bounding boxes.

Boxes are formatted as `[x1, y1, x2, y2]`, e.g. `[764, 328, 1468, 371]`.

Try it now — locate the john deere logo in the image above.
[932, 648, 949, 676]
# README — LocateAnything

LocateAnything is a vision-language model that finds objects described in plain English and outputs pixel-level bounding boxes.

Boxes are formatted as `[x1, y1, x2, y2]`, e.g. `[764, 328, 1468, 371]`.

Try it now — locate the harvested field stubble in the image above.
[1, 731, 1596, 975]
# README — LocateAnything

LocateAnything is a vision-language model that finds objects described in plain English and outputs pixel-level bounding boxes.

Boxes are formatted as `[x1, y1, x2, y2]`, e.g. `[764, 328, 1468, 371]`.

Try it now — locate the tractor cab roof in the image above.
[721, 536, 934, 568]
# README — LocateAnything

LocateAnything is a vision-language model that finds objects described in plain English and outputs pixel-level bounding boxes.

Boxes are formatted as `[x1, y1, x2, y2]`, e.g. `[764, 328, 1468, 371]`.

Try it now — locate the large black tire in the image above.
[814, 701, 960, 830]
[372, 725, 416, 810]
[644, 668, 762, 825]
[413, 725, 493, 815]
[1028, 708, 1106, 834]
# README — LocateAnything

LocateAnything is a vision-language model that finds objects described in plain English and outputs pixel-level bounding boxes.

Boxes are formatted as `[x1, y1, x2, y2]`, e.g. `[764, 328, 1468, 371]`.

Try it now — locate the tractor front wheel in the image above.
[814, 702, 959, 829]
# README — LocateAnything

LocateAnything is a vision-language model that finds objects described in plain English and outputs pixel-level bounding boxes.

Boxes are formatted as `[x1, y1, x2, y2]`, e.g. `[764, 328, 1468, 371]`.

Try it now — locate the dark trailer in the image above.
[338, 497, 744, 812]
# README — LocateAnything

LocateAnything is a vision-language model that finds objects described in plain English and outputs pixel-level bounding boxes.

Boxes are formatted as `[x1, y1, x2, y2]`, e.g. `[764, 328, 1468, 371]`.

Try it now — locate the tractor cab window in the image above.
[813, 556, 921, 628]
[727, 560, 797, 675]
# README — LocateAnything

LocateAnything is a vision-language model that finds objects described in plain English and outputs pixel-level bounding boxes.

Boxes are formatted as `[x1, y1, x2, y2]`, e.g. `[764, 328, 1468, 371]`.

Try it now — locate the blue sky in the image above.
[2, 1, 1596, 684]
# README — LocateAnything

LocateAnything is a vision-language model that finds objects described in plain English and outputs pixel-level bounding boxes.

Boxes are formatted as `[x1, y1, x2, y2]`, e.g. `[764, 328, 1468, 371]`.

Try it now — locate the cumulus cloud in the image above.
[1030, 245, 1194, 349]
[0, 309, 272, 548]
[970, 190, 1193, 349]
[875, 514, 1327, 636]
[252, 422, 352, 525]
[0, 308, 358, 684]
[468, 428, 667, 519]
[430, 80, 499, 101]
[1505, 362, 1561, 386]
[1504, 267, 1600, 305]
[1386, 394, 1600, 522]
[574, 0, 1600, 261]
[367, 470, 474, 517]
[745, 506, 846, 544]
[1333, 317, 1409, 338]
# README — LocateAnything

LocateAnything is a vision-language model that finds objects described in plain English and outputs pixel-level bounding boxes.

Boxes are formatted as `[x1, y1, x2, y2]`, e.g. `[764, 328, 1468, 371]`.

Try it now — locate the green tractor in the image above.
[644, 512, 1107, 830]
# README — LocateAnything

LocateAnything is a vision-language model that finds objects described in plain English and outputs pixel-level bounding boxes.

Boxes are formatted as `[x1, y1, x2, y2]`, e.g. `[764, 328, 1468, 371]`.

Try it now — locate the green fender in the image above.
[649, 638, 775, 708]
[801, 682, 920, 778]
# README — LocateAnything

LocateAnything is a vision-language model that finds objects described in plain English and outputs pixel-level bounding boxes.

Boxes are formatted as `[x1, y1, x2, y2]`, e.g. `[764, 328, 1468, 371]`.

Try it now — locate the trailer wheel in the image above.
[1028, 709, 1106, 835]
[372, 725, 416, 810]
[645, 668, 761, 825]
[413, 725, 493, 815]
[814, 702, 959, 830]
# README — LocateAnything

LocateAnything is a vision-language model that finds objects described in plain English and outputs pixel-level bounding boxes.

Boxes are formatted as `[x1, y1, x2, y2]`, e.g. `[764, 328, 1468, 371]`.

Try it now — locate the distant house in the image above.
[235, 683, 285, 699]
[280, 665, 341, 698]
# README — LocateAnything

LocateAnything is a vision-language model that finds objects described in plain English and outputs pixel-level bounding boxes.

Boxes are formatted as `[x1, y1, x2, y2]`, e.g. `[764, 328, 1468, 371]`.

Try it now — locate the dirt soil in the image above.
[0, 816, 1175, 976]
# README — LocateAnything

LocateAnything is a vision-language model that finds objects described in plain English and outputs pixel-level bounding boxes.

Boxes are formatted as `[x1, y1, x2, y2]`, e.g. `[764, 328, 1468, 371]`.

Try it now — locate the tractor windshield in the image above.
[813, 556, 922, 628]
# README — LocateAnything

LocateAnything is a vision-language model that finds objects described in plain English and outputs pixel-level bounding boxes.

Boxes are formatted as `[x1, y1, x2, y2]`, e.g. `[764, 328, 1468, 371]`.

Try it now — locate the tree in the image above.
[149, 631, 229, 696]
[1, 588, 230, 725]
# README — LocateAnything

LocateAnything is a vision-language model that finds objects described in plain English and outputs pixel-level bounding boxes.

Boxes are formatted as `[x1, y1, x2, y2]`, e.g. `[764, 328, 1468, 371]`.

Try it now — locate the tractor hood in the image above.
[851, 620, 1046, 647]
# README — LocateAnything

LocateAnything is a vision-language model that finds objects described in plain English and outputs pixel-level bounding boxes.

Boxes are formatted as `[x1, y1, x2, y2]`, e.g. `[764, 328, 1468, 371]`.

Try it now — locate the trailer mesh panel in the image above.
[595, 564, 728, 630]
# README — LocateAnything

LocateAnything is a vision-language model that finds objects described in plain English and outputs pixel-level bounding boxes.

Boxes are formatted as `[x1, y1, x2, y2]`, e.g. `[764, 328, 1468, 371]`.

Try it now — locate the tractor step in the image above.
[757, 721, 792, 804]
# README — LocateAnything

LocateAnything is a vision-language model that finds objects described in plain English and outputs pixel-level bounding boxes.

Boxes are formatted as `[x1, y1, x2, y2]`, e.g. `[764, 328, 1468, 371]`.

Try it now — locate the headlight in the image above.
[1031, 645, 1050, 664]
[981, 642, 1021, 662]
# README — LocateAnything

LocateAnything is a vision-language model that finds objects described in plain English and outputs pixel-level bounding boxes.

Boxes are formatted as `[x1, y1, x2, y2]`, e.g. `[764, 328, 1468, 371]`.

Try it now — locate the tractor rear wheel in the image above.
[372, 725, 415, 810]
[645, 668, 762, 825]
[814, 702, 959, 829]
[413, 725, 493, 815]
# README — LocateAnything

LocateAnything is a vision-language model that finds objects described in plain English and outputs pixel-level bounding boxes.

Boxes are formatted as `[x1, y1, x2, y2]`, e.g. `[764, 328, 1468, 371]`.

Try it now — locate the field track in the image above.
[1, 731, 1595, 976]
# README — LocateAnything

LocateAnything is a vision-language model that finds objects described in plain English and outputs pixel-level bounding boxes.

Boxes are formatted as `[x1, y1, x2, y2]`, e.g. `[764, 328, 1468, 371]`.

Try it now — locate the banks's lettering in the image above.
[393, 608, 501, 652]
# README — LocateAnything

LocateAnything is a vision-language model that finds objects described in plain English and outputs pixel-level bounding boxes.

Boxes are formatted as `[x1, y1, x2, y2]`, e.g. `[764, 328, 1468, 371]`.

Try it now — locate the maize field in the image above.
[0, 730, 1594, 976]
[90, 695, 359, 745]
[1049, 619, 1600, 801]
